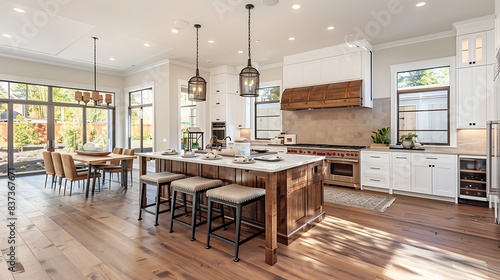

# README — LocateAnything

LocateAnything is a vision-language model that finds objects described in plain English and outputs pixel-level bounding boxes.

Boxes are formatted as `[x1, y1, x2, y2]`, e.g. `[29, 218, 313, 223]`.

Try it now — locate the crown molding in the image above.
[373, 30, 456, 51]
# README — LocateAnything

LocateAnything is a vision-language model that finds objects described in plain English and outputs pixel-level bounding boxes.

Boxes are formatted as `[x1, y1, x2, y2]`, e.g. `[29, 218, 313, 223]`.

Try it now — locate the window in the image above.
[255, 85, 281, 139]
[180, 85, 197, 150]
[397, 66, 450, 145]
[129, 88, 153, 152]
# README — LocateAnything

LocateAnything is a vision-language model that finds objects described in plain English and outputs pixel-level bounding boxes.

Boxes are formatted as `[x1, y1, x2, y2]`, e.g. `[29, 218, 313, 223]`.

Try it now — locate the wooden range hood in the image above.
[280, 80, 364, 111]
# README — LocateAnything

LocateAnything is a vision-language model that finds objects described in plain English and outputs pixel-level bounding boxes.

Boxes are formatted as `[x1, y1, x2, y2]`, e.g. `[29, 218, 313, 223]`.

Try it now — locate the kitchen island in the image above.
[137, 152, 325, 265]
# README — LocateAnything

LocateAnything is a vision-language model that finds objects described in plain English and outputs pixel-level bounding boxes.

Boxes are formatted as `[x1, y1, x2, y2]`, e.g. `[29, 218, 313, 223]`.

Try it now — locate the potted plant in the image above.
[370, 127, 391, 149]
[399, 133, 418, 149]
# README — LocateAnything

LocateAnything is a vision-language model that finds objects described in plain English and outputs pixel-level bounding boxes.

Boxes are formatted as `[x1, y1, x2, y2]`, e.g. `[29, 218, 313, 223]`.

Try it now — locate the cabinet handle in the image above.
[396, 156, 407, 159]
[216, 90, 220, 93]
[426, 157, 438, 160]
[370, 179, 381, 182]
[370, 167, 381, 170]
[215, 102, 220, 105]
[370, 156, 381, 158]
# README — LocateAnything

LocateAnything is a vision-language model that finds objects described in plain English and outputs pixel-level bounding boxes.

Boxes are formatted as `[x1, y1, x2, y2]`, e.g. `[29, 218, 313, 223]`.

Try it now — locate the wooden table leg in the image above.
[91, 166, 97, 196]
[85, 163, 92, 198]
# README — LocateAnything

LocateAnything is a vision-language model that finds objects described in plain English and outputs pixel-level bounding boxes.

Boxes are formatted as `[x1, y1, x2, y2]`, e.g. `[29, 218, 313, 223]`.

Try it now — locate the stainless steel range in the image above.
[287, 144, 366, 189]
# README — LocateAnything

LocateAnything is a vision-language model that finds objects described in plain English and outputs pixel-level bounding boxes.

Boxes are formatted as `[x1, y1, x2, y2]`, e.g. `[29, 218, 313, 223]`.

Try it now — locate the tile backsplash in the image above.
[282, 98, 391, 146]
[282, 97, 487, 155]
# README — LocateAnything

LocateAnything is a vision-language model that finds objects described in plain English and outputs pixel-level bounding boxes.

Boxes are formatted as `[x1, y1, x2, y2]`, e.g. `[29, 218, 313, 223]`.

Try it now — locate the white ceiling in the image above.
[0, 0, 494, 75]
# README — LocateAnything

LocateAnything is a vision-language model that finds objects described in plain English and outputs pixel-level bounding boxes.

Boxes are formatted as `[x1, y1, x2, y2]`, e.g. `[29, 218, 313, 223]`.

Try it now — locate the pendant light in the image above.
[188, 24, 207, 102]
[91, 36, 100, 106]
[239, 4, 260, 97]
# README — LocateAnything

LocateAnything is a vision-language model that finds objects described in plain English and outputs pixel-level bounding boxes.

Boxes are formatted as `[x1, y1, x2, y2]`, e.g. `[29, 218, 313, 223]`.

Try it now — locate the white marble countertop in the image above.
[365, 147, 486, 156]
[137, 152, 324, 172]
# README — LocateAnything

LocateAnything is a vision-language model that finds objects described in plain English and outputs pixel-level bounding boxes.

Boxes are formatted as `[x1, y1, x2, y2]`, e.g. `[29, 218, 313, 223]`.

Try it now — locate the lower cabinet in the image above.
[411, 154, 457, 198]
[361, 151, 458, 200]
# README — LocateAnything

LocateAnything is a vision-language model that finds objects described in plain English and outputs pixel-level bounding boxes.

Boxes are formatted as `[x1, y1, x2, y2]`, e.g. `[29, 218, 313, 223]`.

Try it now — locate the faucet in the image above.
[211, 135, 221, 151]
[223, 136, 232, 142]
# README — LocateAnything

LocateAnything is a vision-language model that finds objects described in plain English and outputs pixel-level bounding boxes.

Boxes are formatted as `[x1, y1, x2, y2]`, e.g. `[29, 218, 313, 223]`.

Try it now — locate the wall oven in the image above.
[324, 158, 360, 189]
[211, 122, 226, 145]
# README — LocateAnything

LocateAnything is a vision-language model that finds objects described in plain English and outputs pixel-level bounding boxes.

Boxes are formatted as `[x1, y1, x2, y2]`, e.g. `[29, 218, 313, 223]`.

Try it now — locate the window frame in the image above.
[390, 57, 456, 147]
[252, 80, 282, 140]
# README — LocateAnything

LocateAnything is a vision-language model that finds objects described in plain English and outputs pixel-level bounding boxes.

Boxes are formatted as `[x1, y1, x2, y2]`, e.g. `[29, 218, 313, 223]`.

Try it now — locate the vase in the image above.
[402, 140, 413, 149]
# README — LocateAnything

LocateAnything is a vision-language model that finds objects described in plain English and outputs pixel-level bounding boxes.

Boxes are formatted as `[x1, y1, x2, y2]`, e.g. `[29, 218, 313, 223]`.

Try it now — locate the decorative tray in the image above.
[75, 150, 111, 156]
[161, 151, 178, 155]
[233, 159, 256, 164]
[202, 156, 223, 160]
[181, 154, 199, 158]
[254, 155, 283, 162]
[252, 148, 269, 153]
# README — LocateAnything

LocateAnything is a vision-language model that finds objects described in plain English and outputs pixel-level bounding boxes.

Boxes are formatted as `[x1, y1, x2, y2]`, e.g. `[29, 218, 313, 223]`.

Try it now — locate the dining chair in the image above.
[98, 148, 135, 189]
[42, 151, 56, 189]
[95, 147, 123, 188]
[61, 153, 101, 196]
[51, 152, 66, 194]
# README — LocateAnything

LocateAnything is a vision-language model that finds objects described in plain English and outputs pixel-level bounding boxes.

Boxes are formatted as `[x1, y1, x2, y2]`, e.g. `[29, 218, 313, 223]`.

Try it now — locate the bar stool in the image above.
[138, 171, 186, 226]
[169, 176, 223, 241]
[205, 184, 265, 262]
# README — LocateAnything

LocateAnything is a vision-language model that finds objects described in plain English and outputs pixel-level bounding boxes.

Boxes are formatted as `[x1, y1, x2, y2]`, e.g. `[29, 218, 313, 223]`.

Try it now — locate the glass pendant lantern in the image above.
[239, 4, 260, 97]
[188, 24, 207, 102]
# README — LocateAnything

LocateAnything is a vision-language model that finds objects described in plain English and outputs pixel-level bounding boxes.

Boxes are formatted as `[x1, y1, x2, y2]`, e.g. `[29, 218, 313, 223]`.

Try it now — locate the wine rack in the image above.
[459, 156, 487, 201]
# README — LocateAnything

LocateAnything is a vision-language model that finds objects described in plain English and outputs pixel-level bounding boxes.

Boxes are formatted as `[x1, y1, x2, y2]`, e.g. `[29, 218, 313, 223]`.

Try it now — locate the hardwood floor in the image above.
[1, 173, 499, 279]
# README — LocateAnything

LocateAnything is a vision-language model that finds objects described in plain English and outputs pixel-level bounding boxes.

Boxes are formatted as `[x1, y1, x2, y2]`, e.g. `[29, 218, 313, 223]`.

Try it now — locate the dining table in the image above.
[70, 152, 137, 197]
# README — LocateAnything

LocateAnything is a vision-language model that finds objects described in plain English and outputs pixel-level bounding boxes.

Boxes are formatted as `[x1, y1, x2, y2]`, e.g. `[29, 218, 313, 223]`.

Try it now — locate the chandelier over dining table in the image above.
[74, 37, 112, 106]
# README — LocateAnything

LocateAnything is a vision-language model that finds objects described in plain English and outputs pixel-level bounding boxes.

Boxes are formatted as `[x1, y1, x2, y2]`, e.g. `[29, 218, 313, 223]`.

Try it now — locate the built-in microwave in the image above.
[211, 122, 226, 145]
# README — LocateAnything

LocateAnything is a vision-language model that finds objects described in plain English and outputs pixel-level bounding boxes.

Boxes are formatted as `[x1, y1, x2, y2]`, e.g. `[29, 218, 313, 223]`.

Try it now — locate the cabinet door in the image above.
[340, 52, 362, 80]
[457, 66, 487, 128]
[302, 61, 321, 86]
[458, 32, 487, 67]
[392, 153, 411, 191]
[284, 64, 303, 88]
[411, 155, 432, 194]
[432, 156, 457, 198]
[486, 64, 496, 122]
[210, 105, 226, 122]
[320, 56, 341, 83]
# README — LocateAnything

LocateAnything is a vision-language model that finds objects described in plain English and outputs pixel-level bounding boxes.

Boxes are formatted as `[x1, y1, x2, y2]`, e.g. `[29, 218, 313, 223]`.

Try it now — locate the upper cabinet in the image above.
[457, 32, 487, 67]
[283, 40, 373, 108]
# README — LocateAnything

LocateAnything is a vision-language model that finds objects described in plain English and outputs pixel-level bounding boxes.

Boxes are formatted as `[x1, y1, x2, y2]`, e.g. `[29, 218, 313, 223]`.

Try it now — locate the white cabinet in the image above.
[361, 151, 391, 190]
[457, 66, 488, 128]
[340, 52, 362, 80]
[411, 154, 457, 198]
[210, 105, 226, 122]
[209, 72, 247, 131]
[391, 153, 411, 192]
[457, 32, 487, 68]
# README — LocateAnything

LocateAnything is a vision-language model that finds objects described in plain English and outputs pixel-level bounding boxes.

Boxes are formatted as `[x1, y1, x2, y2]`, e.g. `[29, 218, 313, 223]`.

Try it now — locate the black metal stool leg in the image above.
[154, 182, 161, 226]
[169, 190, 178, 233]
[205, 198, 213, 249]
[138, 182, 146, 220]
[233, 204, 242, 262]
[190, 192, 199, 241]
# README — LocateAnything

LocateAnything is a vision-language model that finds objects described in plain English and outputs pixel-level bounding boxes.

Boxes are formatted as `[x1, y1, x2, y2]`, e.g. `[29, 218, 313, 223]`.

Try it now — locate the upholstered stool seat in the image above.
[169, 176, 223, 241]
[205, 184, 265, 262]
[138, 171, 186, 226]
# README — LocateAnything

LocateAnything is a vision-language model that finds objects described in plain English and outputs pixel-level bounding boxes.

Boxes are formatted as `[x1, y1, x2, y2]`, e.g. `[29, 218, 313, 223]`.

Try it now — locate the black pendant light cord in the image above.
[247, 4, 253, 66]
[92, 36, 98, 91]
[195, 24, 200, 75]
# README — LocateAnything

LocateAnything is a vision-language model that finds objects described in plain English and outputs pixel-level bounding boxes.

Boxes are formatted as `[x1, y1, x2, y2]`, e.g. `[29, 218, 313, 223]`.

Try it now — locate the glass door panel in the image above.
[87, 107, 111, 151]
[54, 106, 83, 152]
[0, 103, 7, 174]
[142, 106, 153, 152]
[130, 108, 141, 152]
[12, 103, 48, 173]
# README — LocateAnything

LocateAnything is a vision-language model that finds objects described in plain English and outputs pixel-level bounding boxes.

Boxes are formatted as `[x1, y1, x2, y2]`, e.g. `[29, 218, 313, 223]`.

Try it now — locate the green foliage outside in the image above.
[397, 67, 449, 89]
[13, 115, 34, 151]
[63, 127, 82, 152]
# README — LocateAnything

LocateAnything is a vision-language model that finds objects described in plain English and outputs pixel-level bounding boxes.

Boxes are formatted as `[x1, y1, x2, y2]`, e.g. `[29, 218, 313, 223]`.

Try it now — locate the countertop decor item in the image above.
[239, 4, 260, 97]
[370, 127, 390, 149]
[399, 133, 418, 149]
[187, 24, 207, 102]
[75, 150, 111, 156]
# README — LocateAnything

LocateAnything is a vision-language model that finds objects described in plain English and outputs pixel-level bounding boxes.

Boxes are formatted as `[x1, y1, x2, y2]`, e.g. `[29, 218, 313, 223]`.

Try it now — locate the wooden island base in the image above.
[152, 157, 325, 246]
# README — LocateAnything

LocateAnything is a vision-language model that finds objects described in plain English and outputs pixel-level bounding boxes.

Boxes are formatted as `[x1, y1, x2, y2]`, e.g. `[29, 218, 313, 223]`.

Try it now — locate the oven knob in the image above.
[326, 152, 331, 156]
[346, 153, 350, 156]
[332, 152, 336, 156]
[313, 151, 317, 155]
[307, 151, 311, 154]
[354, 153, 358, 157]
[340, 153, 344, 157]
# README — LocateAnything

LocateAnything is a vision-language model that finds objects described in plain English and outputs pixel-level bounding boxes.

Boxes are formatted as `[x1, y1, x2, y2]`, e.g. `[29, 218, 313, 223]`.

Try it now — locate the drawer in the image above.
[361, 173, 389, 189]
[212, 94, 226, 106]
[362, 162, 390, 175]
[362, 152, 390, 163]
[392, 153, 410, 163]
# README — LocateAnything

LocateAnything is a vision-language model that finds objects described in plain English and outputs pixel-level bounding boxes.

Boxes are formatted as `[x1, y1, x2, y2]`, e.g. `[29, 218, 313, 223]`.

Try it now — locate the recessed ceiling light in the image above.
[327, 26, 335, 30]
[13, 8, 25, 13]
[172, 28, 179, 33]
[292, 4, 301, 9]
[238, 50, 243, 54]
[255, 40, 260, 43]
[289, 37, 295, 41]
[208, 40, 214, 44]
[3, 34, 12, 38]
[109, 58, 115, 61]
[144, 43, 150, 47]
[416, 2, 426, 7]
